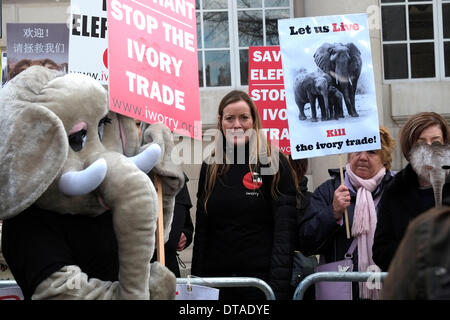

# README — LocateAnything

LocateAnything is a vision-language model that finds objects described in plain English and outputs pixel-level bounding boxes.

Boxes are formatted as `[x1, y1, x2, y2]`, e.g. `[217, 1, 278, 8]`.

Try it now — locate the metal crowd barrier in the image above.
[0, 280, 23, 300]
[0, 280, 17, 289]
[0, 277, 276, 300]
[293, 271, 388, 300]
[177, 277, 276, 300]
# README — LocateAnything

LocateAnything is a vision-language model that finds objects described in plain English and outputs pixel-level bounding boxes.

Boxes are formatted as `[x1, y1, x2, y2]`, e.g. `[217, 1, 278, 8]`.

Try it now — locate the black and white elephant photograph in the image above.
[314, 42, 362, 118]
[291, 42, 365, 123]
[279, 17, 379, 125]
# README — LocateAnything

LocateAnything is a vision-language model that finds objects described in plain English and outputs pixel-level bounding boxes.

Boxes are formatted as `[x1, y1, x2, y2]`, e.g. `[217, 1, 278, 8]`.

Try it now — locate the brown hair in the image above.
[8, 59, 33, 79]
[288, 156, 308, 187]
[378, 126, 396, 170]
[9, 58, 61, 80]
[203, 90, 282, 210]
[400, 112, 450, 160]
[348, 126, 395, 170]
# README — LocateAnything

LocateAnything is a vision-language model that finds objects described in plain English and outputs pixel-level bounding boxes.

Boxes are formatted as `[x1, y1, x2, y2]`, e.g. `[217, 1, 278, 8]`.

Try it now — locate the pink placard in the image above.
[248, 46, 290, 155]
[108, 0, 201, 139]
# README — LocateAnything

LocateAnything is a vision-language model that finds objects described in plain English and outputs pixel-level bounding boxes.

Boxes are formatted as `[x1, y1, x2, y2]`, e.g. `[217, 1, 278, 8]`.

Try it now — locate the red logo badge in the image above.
[103, 48, 108, 68]
[243, 172, 263, 190]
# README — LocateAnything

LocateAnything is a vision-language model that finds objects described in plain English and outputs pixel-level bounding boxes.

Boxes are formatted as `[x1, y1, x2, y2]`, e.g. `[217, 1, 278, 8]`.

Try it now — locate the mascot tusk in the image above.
[129, 143, 161, 174]
[58, 158, 107, 196]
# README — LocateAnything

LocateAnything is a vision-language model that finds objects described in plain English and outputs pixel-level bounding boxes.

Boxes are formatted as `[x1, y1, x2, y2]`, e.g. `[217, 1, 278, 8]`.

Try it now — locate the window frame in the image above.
[438, 0, 450, 79]
[380, 0, 450, 83]
[196, 0, 293, 90]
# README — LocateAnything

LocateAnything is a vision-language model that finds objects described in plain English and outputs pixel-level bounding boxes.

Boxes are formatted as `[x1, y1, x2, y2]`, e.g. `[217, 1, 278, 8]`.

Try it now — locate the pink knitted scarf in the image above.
[345, 163, 385, 300]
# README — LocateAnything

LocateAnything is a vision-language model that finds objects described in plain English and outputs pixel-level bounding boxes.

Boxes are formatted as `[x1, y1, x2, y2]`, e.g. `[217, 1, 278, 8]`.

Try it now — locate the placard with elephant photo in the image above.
[277, 13, 380, 159]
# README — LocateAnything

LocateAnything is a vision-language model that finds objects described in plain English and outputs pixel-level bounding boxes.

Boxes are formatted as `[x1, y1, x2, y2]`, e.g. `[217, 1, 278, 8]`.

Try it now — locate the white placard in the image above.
[278, 13, 380, 159]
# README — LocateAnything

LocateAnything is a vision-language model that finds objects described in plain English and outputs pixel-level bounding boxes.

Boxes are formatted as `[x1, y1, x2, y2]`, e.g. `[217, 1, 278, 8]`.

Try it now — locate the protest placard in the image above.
[6, 23, 69, 81]
[248, 46, 290, 155]
[278, 13, 380, 160]
[69, 0, 108, 84]
[107, 0, 201, 139]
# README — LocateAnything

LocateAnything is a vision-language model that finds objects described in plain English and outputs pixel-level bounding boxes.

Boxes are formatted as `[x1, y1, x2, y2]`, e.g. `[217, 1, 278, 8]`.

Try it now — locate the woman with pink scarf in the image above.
[298, 127, 395, 300]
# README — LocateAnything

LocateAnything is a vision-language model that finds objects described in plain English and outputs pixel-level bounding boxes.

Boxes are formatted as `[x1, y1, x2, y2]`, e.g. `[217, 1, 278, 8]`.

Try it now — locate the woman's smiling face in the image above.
[220, 100, 254, 145]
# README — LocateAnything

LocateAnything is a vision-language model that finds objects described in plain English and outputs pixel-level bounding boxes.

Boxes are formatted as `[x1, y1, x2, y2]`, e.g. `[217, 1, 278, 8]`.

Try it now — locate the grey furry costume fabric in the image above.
[0, 66, 183, 299]
[141, 122, 185, 242]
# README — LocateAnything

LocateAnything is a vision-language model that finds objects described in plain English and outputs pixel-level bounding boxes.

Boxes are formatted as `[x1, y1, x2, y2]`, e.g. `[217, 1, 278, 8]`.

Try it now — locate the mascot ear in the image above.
[102, 112, 140, 157]
[0, 65, 68, 220]
[0, 104, 67, 220]
[141, 122, 184, 194]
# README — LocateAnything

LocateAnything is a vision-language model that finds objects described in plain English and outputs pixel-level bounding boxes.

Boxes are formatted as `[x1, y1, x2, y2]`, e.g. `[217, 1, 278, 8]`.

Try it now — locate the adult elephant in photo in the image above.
[314, 42, 362, 118]
[0, 66, 184, 300]
[294, 71, 330, 122]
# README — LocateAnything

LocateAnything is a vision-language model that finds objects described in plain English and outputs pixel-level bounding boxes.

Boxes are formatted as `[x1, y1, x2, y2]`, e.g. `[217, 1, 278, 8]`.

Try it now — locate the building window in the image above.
[196, 0, 292, 88]
[381, 0, 450, 81]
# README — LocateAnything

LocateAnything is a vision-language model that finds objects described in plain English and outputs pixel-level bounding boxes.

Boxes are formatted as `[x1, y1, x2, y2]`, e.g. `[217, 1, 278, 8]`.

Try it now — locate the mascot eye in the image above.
[98, 116, 112, 141]
[69, 129, 87, 152]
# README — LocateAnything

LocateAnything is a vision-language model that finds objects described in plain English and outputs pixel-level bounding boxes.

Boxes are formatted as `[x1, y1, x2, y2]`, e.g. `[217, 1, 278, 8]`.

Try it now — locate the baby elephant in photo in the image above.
[318, 85, 344, 120]
[294, 71, 330, 122]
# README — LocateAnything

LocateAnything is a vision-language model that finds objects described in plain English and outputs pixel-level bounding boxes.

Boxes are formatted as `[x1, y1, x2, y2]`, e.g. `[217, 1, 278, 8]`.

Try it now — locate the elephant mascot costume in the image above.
[0, 66, 185, 300]
[314, 42, 362, 118]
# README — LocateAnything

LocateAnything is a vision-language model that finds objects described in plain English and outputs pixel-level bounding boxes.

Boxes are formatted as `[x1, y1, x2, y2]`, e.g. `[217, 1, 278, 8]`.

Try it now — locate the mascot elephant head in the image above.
[410, 142, 450, 207]
[0, 66, 184, 299]
[314, 42, 362, 118]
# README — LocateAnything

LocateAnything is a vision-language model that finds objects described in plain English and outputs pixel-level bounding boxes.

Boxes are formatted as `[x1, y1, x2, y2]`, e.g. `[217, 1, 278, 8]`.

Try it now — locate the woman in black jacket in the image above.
[191, 90, 297, 300]
[298, 127, 396, 300]
[373, 112, 450, 272]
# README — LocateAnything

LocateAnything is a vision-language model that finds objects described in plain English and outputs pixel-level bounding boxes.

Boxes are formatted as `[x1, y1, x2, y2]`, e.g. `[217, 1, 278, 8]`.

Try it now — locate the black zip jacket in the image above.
[298, 168, 394, 262]
[191, 152, 297, 300]
[373, 164, 450, 271]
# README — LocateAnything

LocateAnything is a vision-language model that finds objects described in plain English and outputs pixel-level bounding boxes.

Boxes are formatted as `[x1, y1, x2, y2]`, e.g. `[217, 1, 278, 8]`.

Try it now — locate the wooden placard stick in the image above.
[154, 175, 165, 266]
[338, 154, 351, 239]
